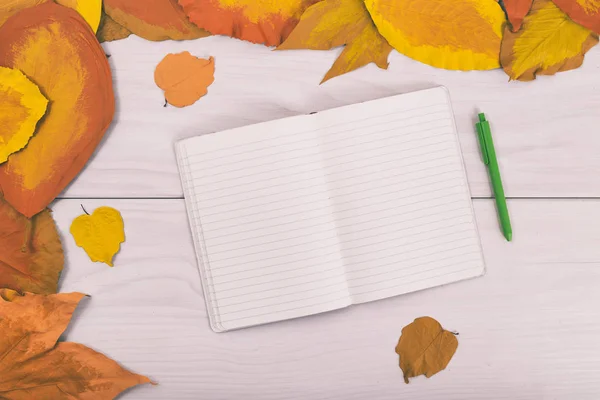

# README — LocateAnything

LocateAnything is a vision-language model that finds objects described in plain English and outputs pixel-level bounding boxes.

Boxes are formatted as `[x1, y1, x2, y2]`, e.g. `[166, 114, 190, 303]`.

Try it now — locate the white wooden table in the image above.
[54, 35, 600, 399]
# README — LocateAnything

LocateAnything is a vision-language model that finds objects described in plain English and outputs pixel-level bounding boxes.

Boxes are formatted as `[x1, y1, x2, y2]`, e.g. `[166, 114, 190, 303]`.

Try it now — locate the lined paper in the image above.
[176, 87, 485, 331]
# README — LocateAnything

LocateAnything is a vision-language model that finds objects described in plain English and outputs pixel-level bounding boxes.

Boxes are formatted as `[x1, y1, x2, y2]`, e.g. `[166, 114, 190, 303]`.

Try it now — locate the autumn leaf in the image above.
[104, 0, 210, 41]
[0, 2, 115, 218]
[178, 0, 319, 46]
[0, 194, 63, 295]
[97, 11, 132, 42]
[395, 316, 458, 384]
[278, 0, 392, 83]
[0, 0, 45, 28]
[364, 0, 506, 70]
[0, 66, 48, 164]
[501, 0, 599, 81]
[504, 0, 534, 31]
[155, 51, 215, 107]
[70, 206, 125, 267]
[55, 0, 102, 32]
[0, 289, 153, 398]
[552, 0, 600, 34]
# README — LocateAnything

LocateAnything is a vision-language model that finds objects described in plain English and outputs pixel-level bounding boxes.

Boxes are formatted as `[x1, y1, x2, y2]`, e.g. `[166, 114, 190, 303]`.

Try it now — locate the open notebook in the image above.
[176, 87, 485, 332]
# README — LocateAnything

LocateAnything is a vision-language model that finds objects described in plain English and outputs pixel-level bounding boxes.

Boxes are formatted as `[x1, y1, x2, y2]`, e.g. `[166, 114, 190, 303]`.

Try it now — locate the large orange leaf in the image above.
[104, 0, 210, 41]
[0, 0, 45, 28]
[278, 0, 392, 83]
[0, 194, 63, 295]
[501, 0, 599, 80]
[0, 289, 152, 399]
[178, 0, 319, 46]
[504, 0, 534, 31]
[364, 0, 506, 70]
[0, 2, 115, 218]
[552, 0, 600, 33]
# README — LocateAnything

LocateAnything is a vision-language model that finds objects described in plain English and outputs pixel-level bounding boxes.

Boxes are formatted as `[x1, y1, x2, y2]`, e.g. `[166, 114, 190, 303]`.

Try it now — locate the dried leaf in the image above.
[501, 0, 599, 81]
[0, 0, 45, 28]
[364, 0, 506, 70]
[0, 289, 153, 398]
[395, 316, 458, 384]
[97, 11, 132, 42]
[55, 0, 102, 32]
[278, 0, 392, 83]
[552, 0, 600, 34]
[155, 52, 215, 107]
[0, 2, 115, 218]
[104, 0, 210, 41]
[178, 0, 319, 46]
[0, 66, 48, 164]
[70, 206, 125, 267]
[0, 194, 63, 295]
[504, 0, 534, 31]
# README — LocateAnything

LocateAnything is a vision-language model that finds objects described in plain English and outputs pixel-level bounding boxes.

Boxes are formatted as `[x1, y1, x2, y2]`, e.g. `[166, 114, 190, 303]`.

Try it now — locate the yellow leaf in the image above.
[278, 0, 392, 83]
[395, 316, 458, 383]
[0, 66, 48, 164]
[56, 0, 102, 33]
[364, 0, 506, 70]
[70, 206, 125, 267]
[500, 0, 599, 81]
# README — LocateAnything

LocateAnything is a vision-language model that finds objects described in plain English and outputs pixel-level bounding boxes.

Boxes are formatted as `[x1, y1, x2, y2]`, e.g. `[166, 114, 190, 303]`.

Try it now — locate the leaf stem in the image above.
[81, 204, 90, 215]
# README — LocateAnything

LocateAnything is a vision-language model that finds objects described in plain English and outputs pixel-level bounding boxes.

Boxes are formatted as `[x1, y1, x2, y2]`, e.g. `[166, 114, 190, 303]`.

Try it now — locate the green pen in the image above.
[475, 113, 512, 241]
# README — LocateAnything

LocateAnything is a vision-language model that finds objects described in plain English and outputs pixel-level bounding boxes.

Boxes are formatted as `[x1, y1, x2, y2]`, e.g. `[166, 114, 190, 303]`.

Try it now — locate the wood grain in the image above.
[54, 36, 600, 199]
[53, 198, 600, 399]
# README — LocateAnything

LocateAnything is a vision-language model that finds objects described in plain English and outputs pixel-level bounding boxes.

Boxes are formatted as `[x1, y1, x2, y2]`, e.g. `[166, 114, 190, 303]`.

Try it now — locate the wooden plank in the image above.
[53, 198, 600, 399]
[57, 36, 600, 199]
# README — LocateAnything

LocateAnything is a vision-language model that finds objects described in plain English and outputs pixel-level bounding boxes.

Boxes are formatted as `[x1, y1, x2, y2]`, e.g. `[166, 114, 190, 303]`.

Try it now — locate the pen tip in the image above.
[506, 232, 512, 242]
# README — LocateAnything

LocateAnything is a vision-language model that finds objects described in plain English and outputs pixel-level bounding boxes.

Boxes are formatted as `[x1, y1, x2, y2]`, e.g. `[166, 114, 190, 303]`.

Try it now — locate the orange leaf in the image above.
[552, 0, 600, 33]
[178, 0, 319, 46]
[97, 11, 132, 42]
[0, 290, 153, 398]
[278, 0, 392, 83]
[0, 2, 115, 218]
[0, 194, 63, 295]
[0, 0, 45, 28]
[104, 0, 210, 41]
[155, 52, 215, 107]
[504, 0, 534, 31]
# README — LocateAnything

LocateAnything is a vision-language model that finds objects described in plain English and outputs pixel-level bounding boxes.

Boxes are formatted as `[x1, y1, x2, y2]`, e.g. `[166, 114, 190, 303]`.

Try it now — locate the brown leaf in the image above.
[0, 289, 153, 399]
[97, 11, 132, 42]
[104, 0, 209, 41]
[395, 316, 458, 383]
[278, 0, 392, 83]
[0, 194, 63, 295]
[0, 2, 115, 218]
[155, 51, 215, 107]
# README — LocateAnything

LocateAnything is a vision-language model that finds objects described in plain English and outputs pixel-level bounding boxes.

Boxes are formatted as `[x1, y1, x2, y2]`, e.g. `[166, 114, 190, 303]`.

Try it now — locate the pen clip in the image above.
[476, 123, 490, 165]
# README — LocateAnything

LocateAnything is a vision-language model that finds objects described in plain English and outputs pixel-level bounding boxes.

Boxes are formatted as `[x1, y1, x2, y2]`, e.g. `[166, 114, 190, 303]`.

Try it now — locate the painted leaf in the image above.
[0, 2, 115, 218]
[56, 0, 102, 32]
[0, 289, 153, 398]
[504, 0, 534, 31]
[70, 206, 125, 267]
[501, 0, 599, 81]
[104, 0, 210, 41]
[0, 194, 63, 295]
[552, 0, 600, 33]
[0, 0, 45, 28]
[97, 11, 132, 42]
[0, 66, 48, 164]
[178, 0, 319, 46]
[395, 316, 458, 384]
[155, 52, 215, 107]
[364, 0, 506, 70]
[278, 0, 392, 83]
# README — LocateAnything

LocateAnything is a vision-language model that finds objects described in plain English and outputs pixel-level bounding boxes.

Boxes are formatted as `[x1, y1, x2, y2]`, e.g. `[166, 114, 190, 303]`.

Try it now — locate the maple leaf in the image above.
[0, 289, 153, 399]
[0, 194, 63, 295]
[154, 52, 215, 108]
[278, 0, 393, 83]
[500, 0, 599, 81]
[395, 316, 458, 383]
